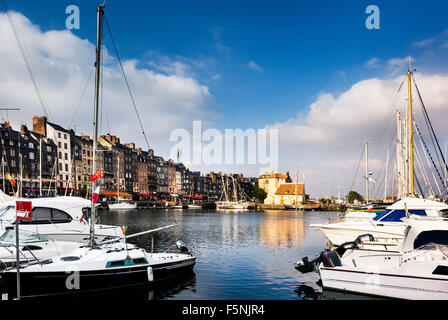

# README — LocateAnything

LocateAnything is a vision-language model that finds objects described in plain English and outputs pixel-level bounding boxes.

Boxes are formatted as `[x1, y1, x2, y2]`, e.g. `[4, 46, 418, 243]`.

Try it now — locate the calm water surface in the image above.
[98, 209, 376, 300]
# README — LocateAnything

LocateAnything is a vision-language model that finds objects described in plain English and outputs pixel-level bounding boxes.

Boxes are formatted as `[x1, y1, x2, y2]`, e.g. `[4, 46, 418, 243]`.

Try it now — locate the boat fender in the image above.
[355, 234, 375, 244]
[147, 267, 153, 282]
[335, 242, 358, 257]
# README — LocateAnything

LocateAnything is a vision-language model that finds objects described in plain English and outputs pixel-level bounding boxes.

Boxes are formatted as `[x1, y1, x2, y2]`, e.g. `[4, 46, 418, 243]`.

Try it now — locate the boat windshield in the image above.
[373, 209, 427, 222]
[0, 229, 49, 244]
[0, 206, 16, 221]
[413, 243, 448, 260]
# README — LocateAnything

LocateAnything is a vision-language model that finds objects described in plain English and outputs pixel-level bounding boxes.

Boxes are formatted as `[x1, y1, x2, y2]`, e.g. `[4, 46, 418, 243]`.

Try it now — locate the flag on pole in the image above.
[90, 169, 102, 182]
[92, 183, 101, 204]
[121, 225, 127, 235]
[366, 203, 374, 211]
[7, 174, 15, 187]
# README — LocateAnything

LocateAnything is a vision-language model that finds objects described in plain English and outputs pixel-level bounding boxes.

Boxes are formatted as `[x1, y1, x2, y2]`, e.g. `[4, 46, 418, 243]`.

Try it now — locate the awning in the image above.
[136, 193, 151, 197]
[100, 191, 132, 197]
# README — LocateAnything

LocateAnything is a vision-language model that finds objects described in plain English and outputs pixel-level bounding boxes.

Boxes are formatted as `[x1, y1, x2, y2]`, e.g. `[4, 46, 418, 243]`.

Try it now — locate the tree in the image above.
[253, 186, 267, 203]
[347, 191, 364, 204]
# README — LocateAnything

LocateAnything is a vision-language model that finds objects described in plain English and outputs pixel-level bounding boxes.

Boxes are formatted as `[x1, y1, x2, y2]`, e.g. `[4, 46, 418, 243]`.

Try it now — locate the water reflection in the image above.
[260, 211, 305, 248]
[97, 209, 348, 300]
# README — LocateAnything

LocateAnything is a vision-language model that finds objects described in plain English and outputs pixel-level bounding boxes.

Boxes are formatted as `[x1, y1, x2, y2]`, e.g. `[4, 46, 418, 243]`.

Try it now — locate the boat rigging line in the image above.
[103, 13, 150, 150]
[0, 0, 52, 120]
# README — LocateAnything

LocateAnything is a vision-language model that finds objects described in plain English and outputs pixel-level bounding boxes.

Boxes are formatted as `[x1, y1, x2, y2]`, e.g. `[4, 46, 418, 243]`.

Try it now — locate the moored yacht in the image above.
[310, 197, 448, 246]
[0, 197, 124, 243]
[108, 201, 137, 210]
[296, 215, 448, 299]
[0, 239, 195, 297]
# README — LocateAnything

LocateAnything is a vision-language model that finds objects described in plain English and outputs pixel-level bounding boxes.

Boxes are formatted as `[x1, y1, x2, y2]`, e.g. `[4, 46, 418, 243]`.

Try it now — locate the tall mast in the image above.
[408, 69, 415, 196]
[39, 137, 42, 197]
[90, 4, 104, 248]
[365, 142, 369, 203]
[384, 147, 389, 201]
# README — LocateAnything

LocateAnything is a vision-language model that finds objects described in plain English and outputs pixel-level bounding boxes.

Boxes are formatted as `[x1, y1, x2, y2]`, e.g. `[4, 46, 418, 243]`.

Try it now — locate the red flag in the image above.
[121, 225, 127, 235]
[7, 174, 15, 187]
[90, 169, 102, 182]
[92, 183, 101, 204]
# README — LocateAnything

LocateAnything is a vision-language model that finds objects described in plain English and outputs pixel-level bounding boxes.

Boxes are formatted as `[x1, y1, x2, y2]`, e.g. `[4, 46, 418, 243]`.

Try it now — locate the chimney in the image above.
[20, 124, 28, 133]
[32, 116, 47, 136]
[149, 149, 154, 156]
[136, 148, 142, 154]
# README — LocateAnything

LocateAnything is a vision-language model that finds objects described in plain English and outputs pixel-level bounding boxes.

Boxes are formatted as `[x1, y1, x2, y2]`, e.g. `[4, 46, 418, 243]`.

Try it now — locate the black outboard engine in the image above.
[355, 233, 375, 244]
[176, 240, 191, 253]
[295, 250, 343, 274]
[335, 241, 358, 257]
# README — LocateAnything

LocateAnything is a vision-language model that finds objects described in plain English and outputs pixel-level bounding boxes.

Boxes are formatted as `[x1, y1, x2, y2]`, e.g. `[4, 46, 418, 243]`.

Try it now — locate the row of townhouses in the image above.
[0, 116, 257, 202]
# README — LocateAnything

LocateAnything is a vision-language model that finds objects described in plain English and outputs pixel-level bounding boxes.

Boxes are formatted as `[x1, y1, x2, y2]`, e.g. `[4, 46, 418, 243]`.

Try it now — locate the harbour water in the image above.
[97, 209, 379, 300]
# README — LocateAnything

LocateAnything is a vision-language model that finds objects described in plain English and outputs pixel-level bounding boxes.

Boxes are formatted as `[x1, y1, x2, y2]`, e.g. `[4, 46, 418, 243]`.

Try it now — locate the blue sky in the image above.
[10, 0, 448, 129]
[2, 0, 448, 197]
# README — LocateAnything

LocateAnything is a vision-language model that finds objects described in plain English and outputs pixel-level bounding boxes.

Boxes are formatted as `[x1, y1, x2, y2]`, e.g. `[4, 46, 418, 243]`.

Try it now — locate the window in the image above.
[11, 160, 15, 167]
[47, 156, 52, 162]
[64, 134, 67, 139]
[28, 143, 33, 148]
[18, 207, 73, 224]
[59, 152, 62, 159]
[64, 153, 68, 160]
[64, 143, 67, 149]
[58, 132, 61, 138]
[59, 163, 62, 171]
[10, 149, 15, 156]
[29, 152, 34, 160]
[65, 164, 68, 171]
[47, 146, 52, 152]
[414, 231, 448, 249]
[58, 142, 61, 148]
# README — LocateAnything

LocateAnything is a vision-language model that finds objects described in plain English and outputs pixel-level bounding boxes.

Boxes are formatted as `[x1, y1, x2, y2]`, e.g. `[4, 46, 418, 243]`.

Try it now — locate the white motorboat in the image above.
[187, 203, 202, 209]
[310, 197, 448, 246]
[0, 229, 80, 269]
[296, 215, 448, 299]
[108, 201, 137, 210]
[0, 197, 124, 243]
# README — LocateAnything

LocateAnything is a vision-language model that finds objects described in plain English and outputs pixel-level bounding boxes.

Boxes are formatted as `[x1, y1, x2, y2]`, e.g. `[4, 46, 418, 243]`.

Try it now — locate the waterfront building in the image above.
[258, 172, 288, 205]
[273, 183, 306, 205]
[33, 116, 73, 190]
[0, 122, 59, 196]
[167, 160, 176, 194]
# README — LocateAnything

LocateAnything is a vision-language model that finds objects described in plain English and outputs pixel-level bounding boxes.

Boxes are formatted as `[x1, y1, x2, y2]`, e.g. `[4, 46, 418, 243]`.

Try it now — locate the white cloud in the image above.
[247, 60, 263, 72]
[387, 56, 415, 75]
[265, 72, 448, 198]
[412, 38, 435, 48]
[366, 57, 380, 68]
[0, 11, 214, 158]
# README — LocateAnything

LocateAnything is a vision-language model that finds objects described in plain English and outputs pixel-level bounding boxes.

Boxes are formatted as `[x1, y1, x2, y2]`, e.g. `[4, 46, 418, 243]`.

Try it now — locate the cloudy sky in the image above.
[1, 0, 448, 198]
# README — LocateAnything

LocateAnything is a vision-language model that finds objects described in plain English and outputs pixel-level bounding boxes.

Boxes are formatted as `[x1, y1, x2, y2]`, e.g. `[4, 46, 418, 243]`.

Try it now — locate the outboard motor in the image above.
[295, 250, 343, 274]
[176, 240, 190, 253]
[335, 241, 358, 257]
[355, 233, 375, 244]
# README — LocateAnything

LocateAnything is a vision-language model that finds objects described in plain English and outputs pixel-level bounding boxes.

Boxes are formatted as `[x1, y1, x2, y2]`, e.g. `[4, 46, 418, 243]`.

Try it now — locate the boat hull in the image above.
[320, 266, 448, 300]
[311, 223, 404, 246]
[0, 257, 195, 298]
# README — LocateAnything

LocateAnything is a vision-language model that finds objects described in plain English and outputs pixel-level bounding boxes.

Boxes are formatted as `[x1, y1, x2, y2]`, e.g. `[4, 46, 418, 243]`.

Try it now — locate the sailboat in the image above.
[108, 156, 137, 210]
[0, 5, 195, 298]
[311, 68, 448, 246]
